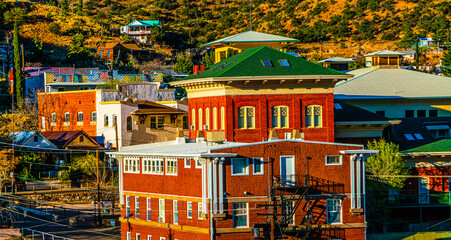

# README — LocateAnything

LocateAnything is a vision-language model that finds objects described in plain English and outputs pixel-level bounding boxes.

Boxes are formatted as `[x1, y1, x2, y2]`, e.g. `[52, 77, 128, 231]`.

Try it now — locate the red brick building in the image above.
[111, 138, 376, 240]
[171, 46, 352, 143]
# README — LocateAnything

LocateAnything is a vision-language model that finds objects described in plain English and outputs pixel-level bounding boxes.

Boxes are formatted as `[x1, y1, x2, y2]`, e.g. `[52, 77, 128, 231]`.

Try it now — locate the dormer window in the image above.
[279, 59, 291, 67]
[261, 60, 273, 67]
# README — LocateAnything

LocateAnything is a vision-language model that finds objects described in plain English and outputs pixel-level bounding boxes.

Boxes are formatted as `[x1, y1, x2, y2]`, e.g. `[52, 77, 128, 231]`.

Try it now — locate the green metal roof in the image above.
[127, 20, 160, 27]
[180, 46, 348, 81]
[403, 139, 451, 153]
[202, 31, 299, 47]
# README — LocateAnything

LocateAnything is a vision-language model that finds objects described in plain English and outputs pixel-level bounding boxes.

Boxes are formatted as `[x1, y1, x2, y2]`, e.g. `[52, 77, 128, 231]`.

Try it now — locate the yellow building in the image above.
[202, 31, 299, 63]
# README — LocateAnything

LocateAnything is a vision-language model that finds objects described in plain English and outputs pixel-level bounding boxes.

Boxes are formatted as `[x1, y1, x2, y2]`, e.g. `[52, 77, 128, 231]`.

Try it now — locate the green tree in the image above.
[0, 0, 5, 26]
[441, 39, 451, 77]
[202, 51, 215, 67]
[150, 25, 165, 44]
[174, 55, 193, 74]
[76, 0, 83, 15]
[18, 153, 41, 180]
[61, 0, 69, 15]
[67, 33, 90, 66]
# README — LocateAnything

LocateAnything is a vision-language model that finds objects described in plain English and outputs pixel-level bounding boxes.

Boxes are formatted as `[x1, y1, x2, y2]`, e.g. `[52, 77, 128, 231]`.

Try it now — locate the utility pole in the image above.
[21, 44, 24, 70]
[415, 38, 419, 71]
[270, 157, 275, 240]
[96, 149, 101, 226]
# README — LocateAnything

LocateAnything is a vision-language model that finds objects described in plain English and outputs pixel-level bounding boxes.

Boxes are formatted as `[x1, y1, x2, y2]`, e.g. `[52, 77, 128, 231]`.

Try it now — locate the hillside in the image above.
[1, 0, 450, 66]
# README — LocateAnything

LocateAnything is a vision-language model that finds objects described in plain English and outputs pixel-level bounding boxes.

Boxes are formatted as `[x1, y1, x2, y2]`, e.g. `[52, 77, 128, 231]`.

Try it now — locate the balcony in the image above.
[272, 174, 344, 195]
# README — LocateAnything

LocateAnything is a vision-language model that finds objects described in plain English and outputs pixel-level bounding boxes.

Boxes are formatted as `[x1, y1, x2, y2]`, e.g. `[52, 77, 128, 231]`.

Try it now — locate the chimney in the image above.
[268, 129, 278, 141]
[193, 65, 200, 75]
[176, 128, 185, 144]
[196, 130, 205, 143]
[292, 129, 304, 140]
[199, 65, 205, 72]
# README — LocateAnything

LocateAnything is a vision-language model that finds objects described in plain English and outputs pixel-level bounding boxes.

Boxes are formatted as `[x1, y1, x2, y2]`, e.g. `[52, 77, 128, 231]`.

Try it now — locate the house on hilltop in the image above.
[120, 20, 160, 45]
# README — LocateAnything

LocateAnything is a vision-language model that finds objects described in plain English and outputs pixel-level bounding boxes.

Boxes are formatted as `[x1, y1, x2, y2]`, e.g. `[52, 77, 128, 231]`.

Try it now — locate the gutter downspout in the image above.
[208, 158, 215, 240]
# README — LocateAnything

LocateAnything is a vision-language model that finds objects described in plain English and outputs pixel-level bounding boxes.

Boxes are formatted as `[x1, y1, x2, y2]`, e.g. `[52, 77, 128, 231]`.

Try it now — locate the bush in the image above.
[48, 22, 61, 35]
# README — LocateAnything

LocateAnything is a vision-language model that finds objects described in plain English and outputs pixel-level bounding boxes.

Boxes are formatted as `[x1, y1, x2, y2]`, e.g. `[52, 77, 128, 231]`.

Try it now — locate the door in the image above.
[280, 156, 295, 186]
[419, 177, 429, 204]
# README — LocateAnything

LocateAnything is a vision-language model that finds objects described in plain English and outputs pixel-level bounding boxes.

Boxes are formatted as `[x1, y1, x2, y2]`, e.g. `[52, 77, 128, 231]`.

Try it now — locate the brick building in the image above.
[171, 46, 352, 143]
[111, 138, 376, 240]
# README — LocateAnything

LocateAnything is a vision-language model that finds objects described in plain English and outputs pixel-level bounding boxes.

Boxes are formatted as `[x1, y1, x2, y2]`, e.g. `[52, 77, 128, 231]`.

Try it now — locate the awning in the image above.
[425, 125, 450, 130]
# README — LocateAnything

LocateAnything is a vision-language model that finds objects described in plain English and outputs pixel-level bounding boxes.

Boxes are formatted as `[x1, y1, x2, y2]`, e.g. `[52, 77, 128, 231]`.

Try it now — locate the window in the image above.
[127, 116, 133, 131]
[183, 116, 189, 129]
[147, 236, 152, 240]
[99, 50, 103, 57]
[305, 105, 322, 127]
[104, 115, 109, 127]
[185, 159, 191, 168]
[191, 109, 196, 130]
[150, 116, 164, 129]
[272, 106, 288, 128]
[233, 203, 248, 228]
[107, 50, 110, 57]
[429, 110, 438, 117]
[404, 133, 415, 141]
[113, 115, 117, 126]
[187, 202, 192, 218]
[34, 135, 38, 142]
[419, 178, 429, 204]
[173, 200, 178, 225]
[326, 199, 342, 224]
[232, 158, 249, 175]
[143, 158, 164, 174]
[334, 103, 342, 109]
[196, 159, 202, 169]
[124, 157, 140, 173]
[198, 203, 203, 219]
[135, 196, 140, 219]
[282, 201, 294, 225]
[136, 234, 140, 240]
[261, 60, 273, 67]
[51, 113, 57, 123]
[77, 112, 83, 122]
[205, 108, 210, 130]
[417, 110, 426, 117]
[159, 199, 165, 222]
[198, 108, 203, 130]
[238, 106, 255, 129]
[414, 133, 424, 140]
[79, 135, 84, 142]
[166, 159, 177, 175]
[127, 232, 131, 240]
[213, 107, 218, 130]
[126, 196, 130, 218]
[326, 155, 342, 165]
[91, 111, 97, 121]
[221, 107, 225, 130]
[405, 110, 414, 118]
[376, 111, 385, 117]
[253, 158, 264, 175]
[279, 59, 291, 67]
[147, 198, 151, 221]
[64, 112, 70, 122]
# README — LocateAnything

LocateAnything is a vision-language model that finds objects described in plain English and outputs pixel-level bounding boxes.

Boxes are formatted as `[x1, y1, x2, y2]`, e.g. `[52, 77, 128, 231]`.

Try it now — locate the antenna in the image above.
[249, 0, 252, 31]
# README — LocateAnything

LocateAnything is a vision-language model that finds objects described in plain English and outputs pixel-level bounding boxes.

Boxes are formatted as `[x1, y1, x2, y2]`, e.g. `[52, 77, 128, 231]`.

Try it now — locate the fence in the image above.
[21, 228, 73, 240]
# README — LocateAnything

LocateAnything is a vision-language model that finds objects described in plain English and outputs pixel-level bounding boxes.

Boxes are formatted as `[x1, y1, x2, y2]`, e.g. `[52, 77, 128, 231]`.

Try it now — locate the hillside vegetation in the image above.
[0, 0, 450, 65]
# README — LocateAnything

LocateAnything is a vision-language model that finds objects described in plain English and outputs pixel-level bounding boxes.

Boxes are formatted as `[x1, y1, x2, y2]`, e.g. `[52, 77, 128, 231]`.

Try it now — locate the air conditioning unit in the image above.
[190, 125, 195, 130]
[157, 217, 164, 223]
[203, 125, 209, 130]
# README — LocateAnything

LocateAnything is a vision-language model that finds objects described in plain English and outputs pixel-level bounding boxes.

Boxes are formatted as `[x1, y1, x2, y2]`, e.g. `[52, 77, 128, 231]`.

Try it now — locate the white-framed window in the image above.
[198, 202, 203, 219]
[126, 196, 130, 218]
[232, 158, 249, 176]
[282, 201, 295, 225]
[51, 113, 57, 123]
[272, 105, 288, 128]
[77, 112, 83, 122]
[159, 199, 165, 223]
[147, 236, 152, 240]
[135, 196, 140, 219]
[142, 158, 164, 174]
[166, 158, 177, 175]
[187, 201, 192, 218]
[238, 106, 255, 129]
[196, 159, 202, 169]
[124, 157, 140, 173]
[64, 112, 70, 122]
[127, 232, 131, 240]
[233, 202, 248, 228]
[213, 107, 218, 130]
[91, 111, 97, 121]
[146, 197, 151, 221]
[198, 108, 203, 130]
[306, 105, 322, 128]
[104, 115, 109, 127]
[150, 116, 164, 129]
[185, 159, 191, 168]
[253, 157, 264, 175]
[326, 199, 342, 224]
[136, 233, 140, 240]
[325, 155, 342, 166]
[173, 200, 178, 225]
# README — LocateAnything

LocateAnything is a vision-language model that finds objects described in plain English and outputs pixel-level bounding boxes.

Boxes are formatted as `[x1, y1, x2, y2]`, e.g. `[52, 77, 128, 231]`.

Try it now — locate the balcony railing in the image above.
[272, 174, 344, 194]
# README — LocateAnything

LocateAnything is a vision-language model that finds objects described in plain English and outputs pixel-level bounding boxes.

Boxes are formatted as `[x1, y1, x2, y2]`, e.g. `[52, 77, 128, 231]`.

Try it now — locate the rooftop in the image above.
[202, 31, 299, 47]
[318, 57, 354, 64]
[126, 20, 160, 27]
[364, 50, 406, 57]
[403, 139, 451, 153]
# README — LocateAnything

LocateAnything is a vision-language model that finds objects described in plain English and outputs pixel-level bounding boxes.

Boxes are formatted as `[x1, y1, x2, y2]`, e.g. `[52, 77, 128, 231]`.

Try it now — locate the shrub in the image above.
[48, 22, 60, 35]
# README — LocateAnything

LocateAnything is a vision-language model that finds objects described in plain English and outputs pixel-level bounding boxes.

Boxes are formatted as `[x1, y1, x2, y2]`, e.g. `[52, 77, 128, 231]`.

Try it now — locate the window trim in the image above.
[220, 107, 225, 130]
[198, 108, 203, 130]
[237, 106, 255, 129]
[191, 109, 196, 130]
[326, 199, 342, 224]
[195, 159, 202, 169]
[231, 158, 249, 176]
[77, 112, 83, 122]
[146, 197, 151, 221]
[64, 112, 70, 122]
[142, 157, 164, 175]
[325, 155, 343, 166]
[165, 158, 178, 176]
[51, 113, 57, 123]
[104, 115, 109, 127]
[150, 115, 165, 130]
[158, 199, 165, 223]
[124, 157, 140, 174]
[205, 108, 210, 130]
[173, 200, 178, 225]
[135, 196, 140, 219]
[305, 105, 322, 128]
[198, 202, 203, 220]
[126, 196, 131, 218]
[187, 201, 193, 219]
[252, 157, 264, 175]
[91, 111, 97, 122]
[279, 59, 291, 67]
[213, 107, 218, 130]
[271, 105, 289, 128]
[233, 202, 248, 228]
[184, 159, 191, 168]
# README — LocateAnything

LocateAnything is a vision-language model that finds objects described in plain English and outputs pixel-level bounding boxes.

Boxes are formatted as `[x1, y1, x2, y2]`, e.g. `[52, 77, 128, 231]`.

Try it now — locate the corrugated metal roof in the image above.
[335, 68, 451, 99]
[318, 57, 354, 64]
[202, 31, 299, 47]
[364, 50, 406, 57]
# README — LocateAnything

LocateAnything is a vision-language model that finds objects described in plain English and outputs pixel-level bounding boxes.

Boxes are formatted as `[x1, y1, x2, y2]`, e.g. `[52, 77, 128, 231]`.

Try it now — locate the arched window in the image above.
[104, 115, 109, 127]
[238, 106, 255, 129]
[271, 106, 288, 128]
[79, 135, 84, 142]
[126, 116, 133, 131]
[205, 108, 210, 130]
[77, 112, 83, 122]
[213, 107, 218, 130]
[51, 113, 57, 123]
[306, 105, 322, 127]
[220, 107, 225, 130]
[191, 109, 196, 130]
[198, 108, 203, 130]
[91, 111, 97, 121]
[64, 112, 70, 122]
